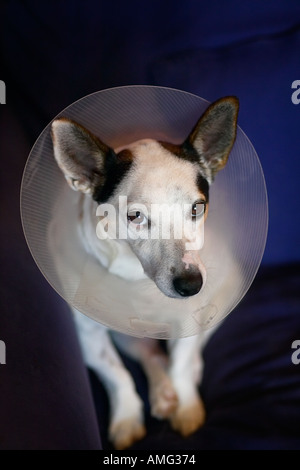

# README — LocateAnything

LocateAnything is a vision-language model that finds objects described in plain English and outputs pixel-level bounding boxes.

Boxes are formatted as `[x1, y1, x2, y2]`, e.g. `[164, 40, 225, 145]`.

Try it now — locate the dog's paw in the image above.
[170, 397, 206, 437]
[150, 377, 178, 419]
[109, 418, 146, 450]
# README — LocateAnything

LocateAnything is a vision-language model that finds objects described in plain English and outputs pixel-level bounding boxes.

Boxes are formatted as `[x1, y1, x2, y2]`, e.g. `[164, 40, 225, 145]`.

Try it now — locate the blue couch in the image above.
[1, 0, 300, 450]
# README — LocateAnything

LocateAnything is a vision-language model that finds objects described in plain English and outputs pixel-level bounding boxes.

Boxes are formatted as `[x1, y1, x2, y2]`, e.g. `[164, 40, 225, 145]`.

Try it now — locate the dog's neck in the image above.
[78, 195, 147, 282]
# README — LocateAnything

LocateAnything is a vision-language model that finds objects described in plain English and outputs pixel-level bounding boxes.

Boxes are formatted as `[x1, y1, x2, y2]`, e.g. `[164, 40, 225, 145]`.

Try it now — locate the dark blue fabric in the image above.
[89, 264, 300, 450]
[1, 0, 300, 450]
[152, 26, 300, 266]
[0, 107, 102, 449]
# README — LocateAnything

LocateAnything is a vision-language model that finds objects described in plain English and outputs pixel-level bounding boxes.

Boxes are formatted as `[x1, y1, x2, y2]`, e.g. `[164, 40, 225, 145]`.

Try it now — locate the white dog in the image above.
[50, 96, 239, 449]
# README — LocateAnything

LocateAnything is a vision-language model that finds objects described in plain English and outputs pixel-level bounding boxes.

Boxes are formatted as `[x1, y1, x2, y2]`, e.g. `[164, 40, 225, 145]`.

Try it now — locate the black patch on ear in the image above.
[92, 149, 133, 203]
[181, 140, 204, 164]
[197, 173, 209, 203]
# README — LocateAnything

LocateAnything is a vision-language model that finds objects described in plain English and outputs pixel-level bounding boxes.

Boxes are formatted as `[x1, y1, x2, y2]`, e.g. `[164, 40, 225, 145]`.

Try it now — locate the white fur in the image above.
[50, 99, 239, 449]
[74, 141, 212, 448]
[50, 142, 213, 449]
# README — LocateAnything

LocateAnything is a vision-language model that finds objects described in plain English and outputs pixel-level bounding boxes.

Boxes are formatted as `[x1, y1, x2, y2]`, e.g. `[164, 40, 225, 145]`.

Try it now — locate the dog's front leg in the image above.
[112, 335, 179, 420]
[73, 310, 145, 450]
[167, 334, 207, 436]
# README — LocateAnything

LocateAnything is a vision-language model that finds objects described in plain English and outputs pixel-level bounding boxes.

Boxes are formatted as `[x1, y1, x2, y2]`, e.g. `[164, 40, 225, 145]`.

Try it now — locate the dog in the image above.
[50, 96, 239, 449]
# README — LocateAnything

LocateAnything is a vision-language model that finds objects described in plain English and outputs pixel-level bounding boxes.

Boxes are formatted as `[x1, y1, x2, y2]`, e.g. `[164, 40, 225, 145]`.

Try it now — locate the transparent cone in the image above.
[20, 86, 268, 339]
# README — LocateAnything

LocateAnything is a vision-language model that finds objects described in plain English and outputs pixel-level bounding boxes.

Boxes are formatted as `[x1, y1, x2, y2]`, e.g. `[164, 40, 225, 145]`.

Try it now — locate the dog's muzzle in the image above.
[173, 272, 203, 297]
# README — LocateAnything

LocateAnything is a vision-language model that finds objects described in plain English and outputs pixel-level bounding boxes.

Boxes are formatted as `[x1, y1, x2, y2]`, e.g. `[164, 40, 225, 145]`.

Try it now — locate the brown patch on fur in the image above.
[117, 149, 134, 162]
[159, 141, 182, 157]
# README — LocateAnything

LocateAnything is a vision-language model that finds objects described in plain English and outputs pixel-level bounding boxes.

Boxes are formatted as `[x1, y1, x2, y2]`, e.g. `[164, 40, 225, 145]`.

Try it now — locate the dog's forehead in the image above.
[117, 139, 207, 203]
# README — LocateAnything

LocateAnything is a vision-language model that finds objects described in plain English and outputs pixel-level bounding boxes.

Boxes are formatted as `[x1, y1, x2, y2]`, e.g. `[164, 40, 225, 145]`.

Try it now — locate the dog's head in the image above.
[51, 97, 239, 299]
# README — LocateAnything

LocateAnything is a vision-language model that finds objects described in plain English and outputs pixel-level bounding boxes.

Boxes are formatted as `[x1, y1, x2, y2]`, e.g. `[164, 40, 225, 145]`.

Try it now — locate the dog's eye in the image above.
[192, 201, 206, 219]
[127, 211, 147, 226]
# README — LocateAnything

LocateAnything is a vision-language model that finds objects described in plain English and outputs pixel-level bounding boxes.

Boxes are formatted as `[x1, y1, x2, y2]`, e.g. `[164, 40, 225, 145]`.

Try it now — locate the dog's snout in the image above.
[173, 272, 203, 297]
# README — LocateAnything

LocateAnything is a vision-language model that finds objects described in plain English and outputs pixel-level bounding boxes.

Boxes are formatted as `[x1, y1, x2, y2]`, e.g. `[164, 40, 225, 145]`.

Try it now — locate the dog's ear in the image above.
[186, 97, 239, 180]
[51, 118, 113, 194]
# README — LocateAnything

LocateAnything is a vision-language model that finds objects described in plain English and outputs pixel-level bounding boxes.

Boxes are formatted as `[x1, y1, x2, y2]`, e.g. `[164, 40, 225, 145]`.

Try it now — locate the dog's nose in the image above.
[173, 273, 203, 297]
